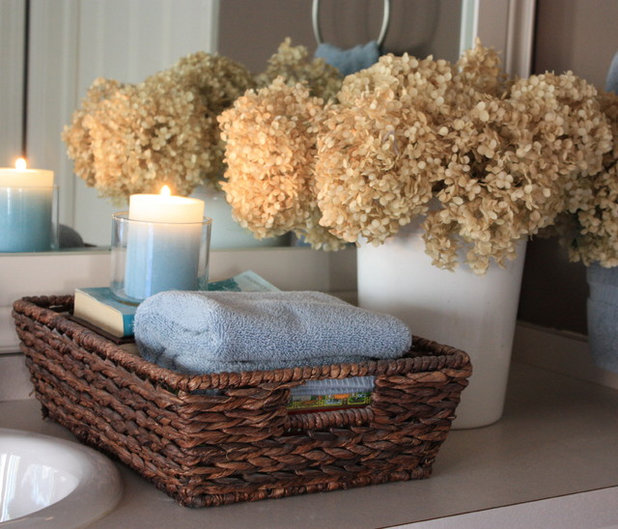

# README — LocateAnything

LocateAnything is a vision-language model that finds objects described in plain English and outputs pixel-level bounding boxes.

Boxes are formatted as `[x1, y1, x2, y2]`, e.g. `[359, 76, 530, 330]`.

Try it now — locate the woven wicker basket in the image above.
[12, 295, 472, 508]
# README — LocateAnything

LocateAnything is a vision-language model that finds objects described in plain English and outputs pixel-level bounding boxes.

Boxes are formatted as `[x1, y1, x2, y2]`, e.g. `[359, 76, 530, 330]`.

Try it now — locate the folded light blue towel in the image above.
[134, 291, 411, 374]
[315, 41, 380, 76]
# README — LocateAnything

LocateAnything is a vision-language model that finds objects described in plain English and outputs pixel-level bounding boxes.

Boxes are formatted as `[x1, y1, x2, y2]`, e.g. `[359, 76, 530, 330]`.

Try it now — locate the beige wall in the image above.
[533, 0, 617, 88]
[517, 0, 618, 335]
[218, 0, 462, 73]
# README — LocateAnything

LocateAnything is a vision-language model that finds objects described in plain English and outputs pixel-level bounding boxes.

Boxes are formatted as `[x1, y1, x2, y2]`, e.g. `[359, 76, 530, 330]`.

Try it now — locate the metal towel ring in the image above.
[312, 0, 391, 47]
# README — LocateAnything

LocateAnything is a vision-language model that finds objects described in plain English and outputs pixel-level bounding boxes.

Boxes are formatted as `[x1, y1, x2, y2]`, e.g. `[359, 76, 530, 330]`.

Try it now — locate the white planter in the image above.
[357, 222, 526, 429]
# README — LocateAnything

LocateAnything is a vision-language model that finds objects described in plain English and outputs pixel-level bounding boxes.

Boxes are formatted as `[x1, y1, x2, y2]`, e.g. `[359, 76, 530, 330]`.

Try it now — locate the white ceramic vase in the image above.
[357, 222, 526, 429]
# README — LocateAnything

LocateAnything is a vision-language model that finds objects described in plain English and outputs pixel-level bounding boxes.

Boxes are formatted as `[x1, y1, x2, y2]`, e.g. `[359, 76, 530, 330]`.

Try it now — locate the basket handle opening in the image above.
[284, 405, 374, 432]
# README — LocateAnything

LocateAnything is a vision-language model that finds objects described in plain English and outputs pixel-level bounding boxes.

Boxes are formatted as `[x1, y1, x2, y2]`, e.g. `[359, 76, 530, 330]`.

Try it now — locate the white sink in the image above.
[0, 428, 122, 528]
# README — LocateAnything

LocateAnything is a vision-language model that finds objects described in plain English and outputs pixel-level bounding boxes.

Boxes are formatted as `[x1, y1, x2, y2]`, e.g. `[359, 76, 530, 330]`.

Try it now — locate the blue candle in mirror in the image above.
[0, 158, 55, 252]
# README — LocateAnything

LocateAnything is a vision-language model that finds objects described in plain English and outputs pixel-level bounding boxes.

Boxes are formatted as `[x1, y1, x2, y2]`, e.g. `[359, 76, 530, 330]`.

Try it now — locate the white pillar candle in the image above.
[123, 186, 206, 301]
[0, 158, 55, 252]
[128, 186, 205, 223]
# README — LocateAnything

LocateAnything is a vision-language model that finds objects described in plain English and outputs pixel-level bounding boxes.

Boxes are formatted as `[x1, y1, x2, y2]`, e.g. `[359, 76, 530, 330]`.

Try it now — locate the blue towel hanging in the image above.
[312, 0, 390, 75]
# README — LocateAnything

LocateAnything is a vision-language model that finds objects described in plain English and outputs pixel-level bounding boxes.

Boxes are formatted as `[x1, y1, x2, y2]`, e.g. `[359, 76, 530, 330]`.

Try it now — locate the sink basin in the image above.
[0, 428, 122, 528]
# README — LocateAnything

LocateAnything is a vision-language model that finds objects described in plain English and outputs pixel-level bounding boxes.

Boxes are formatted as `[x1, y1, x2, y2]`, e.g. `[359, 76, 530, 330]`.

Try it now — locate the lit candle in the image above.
[123, 186, 206, 300]
[0, 158, 55, 252]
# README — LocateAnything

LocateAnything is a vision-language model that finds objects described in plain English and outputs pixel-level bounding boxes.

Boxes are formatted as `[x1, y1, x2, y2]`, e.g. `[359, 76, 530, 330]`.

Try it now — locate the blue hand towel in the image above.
[134, 290, 411, 374]
[315, 41, 380, 76]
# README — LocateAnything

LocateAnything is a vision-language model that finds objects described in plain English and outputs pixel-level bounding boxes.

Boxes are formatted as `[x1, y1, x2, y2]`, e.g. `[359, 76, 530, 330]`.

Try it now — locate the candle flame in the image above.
[160, 185, 171, 197]
[15, 157, 27, 170]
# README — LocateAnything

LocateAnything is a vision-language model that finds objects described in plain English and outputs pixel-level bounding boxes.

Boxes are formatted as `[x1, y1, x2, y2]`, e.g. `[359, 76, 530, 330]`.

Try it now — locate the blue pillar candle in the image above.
[116, 186, 208, 302]
[0, 158, 55, 252]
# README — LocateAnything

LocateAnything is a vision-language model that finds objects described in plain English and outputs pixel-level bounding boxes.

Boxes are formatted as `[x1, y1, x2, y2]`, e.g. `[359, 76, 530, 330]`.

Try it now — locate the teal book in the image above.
[207, 270, 279, 292]
[73, 287, 137, 338]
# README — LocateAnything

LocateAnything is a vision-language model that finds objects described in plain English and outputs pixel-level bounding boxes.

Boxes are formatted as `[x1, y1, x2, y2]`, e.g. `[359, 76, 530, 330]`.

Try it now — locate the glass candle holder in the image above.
[111, 212, 212, 303]
[0, 185, 59, 252]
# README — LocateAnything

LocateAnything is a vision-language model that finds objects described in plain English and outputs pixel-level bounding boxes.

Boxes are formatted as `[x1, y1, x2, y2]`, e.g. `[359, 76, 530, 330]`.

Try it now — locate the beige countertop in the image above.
[2, 360, 618, 528]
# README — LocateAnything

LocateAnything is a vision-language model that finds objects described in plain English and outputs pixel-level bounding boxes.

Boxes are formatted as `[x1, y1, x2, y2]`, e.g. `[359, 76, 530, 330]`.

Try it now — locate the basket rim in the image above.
[13, 294, 471, 392]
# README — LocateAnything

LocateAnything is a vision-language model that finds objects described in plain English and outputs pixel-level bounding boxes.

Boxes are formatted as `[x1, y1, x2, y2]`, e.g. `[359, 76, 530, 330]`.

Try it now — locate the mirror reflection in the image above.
[2, 0, 465, 251]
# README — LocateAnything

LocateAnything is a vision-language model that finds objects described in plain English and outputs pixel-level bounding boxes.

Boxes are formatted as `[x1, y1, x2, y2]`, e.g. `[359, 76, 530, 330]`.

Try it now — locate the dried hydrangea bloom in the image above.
[148, 51, 255, 115]
[63, 52, 254, 200]
[316, 52, 481, 265]
[554, 90, 618, 267]
[315, 97, 438, 244]
[145, 51, 255, 190]
[454, 38, 509, 97]
[62, 78, 124, 189]
[89, 80, 223, 199]
[509, 72, 612, 215]
[219, 78, 345, 249]
[315, 53, 460, 246]
[563, 164, 618, 266]
[255, 38, 342, 101]
[425, 72, 613, 273]
[71, 80, 209, 200]
[337, 53, 455, 118]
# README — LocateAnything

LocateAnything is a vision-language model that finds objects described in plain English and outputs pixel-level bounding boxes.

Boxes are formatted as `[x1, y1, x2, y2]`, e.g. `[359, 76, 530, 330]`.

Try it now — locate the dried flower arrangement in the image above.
[552, 90, 618, 267]
[220, 40, 615, 274]
[62, 39, 341, 202]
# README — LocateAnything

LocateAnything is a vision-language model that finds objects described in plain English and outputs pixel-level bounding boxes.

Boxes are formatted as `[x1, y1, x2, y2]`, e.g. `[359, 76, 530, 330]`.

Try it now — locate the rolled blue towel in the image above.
[134, 290, 411, 374]
[315, 41, 380, 76]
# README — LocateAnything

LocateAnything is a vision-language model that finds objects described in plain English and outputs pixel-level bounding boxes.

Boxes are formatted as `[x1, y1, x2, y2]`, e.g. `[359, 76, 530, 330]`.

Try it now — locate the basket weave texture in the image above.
[12, 295, 472, 508]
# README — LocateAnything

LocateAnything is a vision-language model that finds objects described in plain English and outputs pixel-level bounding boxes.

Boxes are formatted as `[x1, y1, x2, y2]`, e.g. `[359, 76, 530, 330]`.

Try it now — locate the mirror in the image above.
[5, 0, 476, 250]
